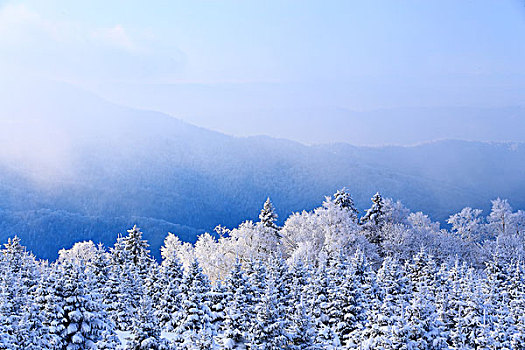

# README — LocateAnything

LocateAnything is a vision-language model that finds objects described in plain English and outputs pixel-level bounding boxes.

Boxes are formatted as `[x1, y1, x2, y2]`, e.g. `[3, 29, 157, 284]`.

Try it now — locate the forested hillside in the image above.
[1, 190, 524, 349]
[1, 80, 524, 259]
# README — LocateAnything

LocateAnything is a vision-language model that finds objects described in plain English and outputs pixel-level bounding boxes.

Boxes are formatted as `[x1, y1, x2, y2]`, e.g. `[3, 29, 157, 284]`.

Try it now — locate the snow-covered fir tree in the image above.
[332, 187, 359, 221]
[209, 279, 227, 335]
[288, 259, 309, 311]
[287, 300, 316, 350]
[303, 259, 341, 348]
[44, 261, 116, 349]
[405, 285, 448, 349]
[172, 259, 213, 345]
[267, 255, 292, 322]
[259, 197, 279, 231]
[361, 256, 410, 349]
[217, 260, 253, 349]
[361, 192, 386, 247]
[508, 261, 525, 349]
[249, 280, 289, 350]
[483, 250, 512, 349]
[405, 248, 438, 295]
[245, 259, 267, 306]
[0, 283, 17, 349]
[126, 296, 169, 350]
[156, 249, 184, 331]
[121, 225, 154, 280]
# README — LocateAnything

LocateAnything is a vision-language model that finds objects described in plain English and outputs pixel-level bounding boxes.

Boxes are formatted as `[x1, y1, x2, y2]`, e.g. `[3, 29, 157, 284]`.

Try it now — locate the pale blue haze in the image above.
[1, 1, 525, 143]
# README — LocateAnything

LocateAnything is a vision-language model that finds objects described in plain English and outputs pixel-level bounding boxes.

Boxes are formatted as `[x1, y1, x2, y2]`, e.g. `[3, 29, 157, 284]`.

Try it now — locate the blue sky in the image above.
[3, 0, 524, 83]
[1, 0, 525, 142]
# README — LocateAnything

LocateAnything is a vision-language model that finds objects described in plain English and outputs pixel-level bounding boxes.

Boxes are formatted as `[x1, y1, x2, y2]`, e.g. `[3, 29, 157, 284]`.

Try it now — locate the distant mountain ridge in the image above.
[0, 80, 524, 259]
[94, 81, 525, 145]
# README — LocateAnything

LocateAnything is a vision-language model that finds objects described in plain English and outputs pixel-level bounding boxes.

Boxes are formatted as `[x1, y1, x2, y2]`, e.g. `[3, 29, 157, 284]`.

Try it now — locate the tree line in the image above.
[0, 189, 524, 349]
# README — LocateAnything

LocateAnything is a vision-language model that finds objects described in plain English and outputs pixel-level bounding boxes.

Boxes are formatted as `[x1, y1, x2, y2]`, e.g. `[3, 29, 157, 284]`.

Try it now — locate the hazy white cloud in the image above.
[0, 3, 185, 83]
[91, 24, 139, 52]
[0, 3, 84, 47]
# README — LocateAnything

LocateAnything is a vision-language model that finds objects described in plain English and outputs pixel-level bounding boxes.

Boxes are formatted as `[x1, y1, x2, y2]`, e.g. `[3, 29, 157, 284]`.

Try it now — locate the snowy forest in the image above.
[1, 189, 524, 349]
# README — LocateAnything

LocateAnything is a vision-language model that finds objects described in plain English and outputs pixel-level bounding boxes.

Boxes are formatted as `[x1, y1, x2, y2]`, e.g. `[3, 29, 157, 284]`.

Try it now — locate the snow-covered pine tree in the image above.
[85, 245, 121, 349]
[314, 323, 341, 350]
[451, 267, 495, 349]
[53, 261, 114, 349]
[287, 301, 316, 350]
[144, 263, 162, 313]
[96, 329, 121, 350]
[114, 264, 143, 330]
[102, 263, 124, 330]
[0, 235, 40, 339]
[333, 187, 358, 221]
[405, 286, 448, 349]
[444, 260, 471, 349]
[156, 264, 182, 331]
[107, 234, 138, 330]
[347, 249, 376, 346]
[245, 259, 267, 306]
[179, 324, 216, 350]
[360, 192, 386, 247]
[361, 256, 410, 349]
[303, 260, 331, 337]
[508, 261, 525, 349]
[2, 236, 40, 290]
[33, 262, 105, 349]
[157, 235, 185, 331]
[3, 256, 48, 350]
[434, 261, 453, 340]
[259, 197, 279, 232]
[267, 255, 292, 322]
[122, 225, 154, 280]
[483, 250, 511, 349]
[248, 280, 288, 350]
[0, 283, 17, 349]
[126, 295, 169, 350]
[16, 295, 48, 350]
[325, 252, 354, 345]
[0, 263, 25, 347]
[40, 263, 69, 349]
[361, 192, 385, 226]
[83, 245, 115, 345]
[85, 243, 112, 295]
[218, 260, 253, 349]
[209, 279, 227, 335]
[110, 233, 129, 266]
[288, 259, 310, 311]
[299, 257, 342, 349]
[329, 253, 365, 348]
[2, 235, 27, 268]
[108, 227, 152, 331]
[222, 258, 252, 307]
[172, 259, 213, 346]
[405, 247, 438, 295]
[108, 226, 154, 325]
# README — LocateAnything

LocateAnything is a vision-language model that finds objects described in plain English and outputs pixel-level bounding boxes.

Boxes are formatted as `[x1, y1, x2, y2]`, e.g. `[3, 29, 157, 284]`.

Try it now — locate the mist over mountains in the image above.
[94, 81, 525, 145]
[1, 79, 524, 259]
